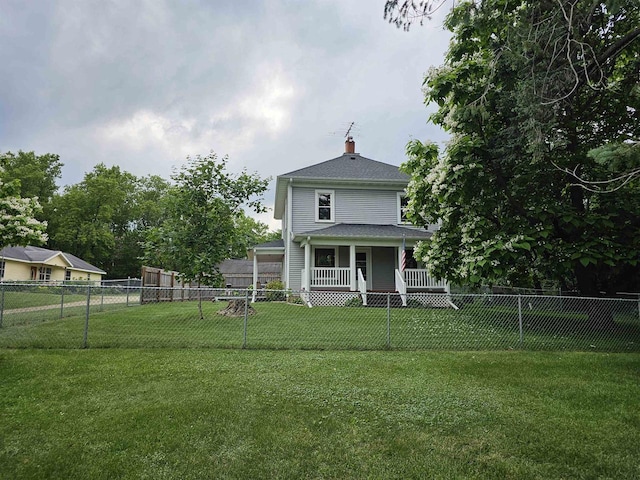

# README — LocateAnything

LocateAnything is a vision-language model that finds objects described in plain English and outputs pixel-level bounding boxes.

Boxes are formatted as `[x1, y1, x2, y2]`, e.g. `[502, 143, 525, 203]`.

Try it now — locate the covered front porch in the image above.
[295, 224, 448, 301]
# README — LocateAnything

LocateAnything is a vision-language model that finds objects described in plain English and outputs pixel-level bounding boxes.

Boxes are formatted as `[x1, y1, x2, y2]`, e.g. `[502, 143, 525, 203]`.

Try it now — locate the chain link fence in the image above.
[0, 283, 638, 351]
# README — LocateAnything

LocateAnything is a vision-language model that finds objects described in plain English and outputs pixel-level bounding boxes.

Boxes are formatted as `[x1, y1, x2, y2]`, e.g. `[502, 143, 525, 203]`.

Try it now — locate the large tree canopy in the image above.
[48, 164, 139, 273]
[47, 165, 171, 278]
[0, 151, 62, 202]
[142, 153, 269, 290]
[400, 0, 640, 295]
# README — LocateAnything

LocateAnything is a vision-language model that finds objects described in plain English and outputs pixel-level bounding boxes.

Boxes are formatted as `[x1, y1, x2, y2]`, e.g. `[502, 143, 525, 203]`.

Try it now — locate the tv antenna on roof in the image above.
[327, 121, 361, 137]
[344, 121, 355, 139]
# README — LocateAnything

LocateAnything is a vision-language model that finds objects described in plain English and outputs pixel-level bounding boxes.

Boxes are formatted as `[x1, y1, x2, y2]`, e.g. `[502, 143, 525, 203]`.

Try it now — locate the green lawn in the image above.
[1, 349, 638, 479]
[1, 300, 638, 351]
[1, 290, 87, 309]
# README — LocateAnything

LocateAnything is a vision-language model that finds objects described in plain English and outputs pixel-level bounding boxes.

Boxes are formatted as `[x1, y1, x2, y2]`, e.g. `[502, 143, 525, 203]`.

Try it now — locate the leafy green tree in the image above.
[0, 169, 47, 249]
[399, 0, 640, 301]
[229, 212, 281, 259]
[142, 152, 269, 318]
[0, 151, 63, 226]
[108, 175, 172, 279]
[0, 151, 63, 202]
[47, 164, 138, 272]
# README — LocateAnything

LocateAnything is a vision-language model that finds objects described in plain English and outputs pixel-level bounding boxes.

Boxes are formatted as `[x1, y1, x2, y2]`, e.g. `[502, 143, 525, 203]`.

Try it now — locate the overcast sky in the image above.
[1, 0, 451, 229]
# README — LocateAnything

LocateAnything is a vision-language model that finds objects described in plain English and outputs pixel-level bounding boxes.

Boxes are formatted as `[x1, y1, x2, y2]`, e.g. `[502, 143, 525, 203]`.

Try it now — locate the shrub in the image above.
[265, 280, 286, 301]
[287, 295, 305, 305]
[344, 296, 363, 307]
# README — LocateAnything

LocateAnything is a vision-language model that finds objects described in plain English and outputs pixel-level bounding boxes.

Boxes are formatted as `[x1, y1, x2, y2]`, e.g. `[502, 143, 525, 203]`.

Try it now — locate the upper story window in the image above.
[316, 190, 334, 222]
[398, 193, 410, 224]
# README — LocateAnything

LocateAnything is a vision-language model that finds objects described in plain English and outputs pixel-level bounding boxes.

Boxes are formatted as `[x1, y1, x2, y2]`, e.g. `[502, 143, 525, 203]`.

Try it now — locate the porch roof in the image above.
[252, 239, 285, 249]
[294, 224, 432, 242]
[248, 239, 285, 261]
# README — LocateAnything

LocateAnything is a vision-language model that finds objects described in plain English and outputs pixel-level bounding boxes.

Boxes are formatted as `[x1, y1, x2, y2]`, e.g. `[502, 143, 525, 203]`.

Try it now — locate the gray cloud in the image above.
[0, 0, 451, 227]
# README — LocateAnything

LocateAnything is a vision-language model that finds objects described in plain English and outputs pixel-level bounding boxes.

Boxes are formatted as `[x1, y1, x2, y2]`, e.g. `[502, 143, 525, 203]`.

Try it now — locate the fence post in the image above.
[386, 292, 391, 349]
[83, 282, 91, 348]
[100, 284, 104, 312]
[60, 283, 65, 318]
[0, 283, 4, 328]
[518, 295, 523, 347]
[243, 289, 249, 349]
[126, 277, 130, 307]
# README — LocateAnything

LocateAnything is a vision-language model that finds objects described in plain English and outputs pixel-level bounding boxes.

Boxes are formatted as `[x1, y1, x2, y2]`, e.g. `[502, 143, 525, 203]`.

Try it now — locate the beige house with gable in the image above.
[0, 246, 106, 283]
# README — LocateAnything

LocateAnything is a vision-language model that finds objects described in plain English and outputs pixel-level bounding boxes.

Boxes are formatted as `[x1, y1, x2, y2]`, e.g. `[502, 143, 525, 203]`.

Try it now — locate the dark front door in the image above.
[355, 248, 372, 290]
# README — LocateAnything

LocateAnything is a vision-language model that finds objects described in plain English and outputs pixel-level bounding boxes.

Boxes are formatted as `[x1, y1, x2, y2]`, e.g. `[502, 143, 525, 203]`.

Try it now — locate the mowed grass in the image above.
[1, 349, 639, 479]
[1, 290, 87, 309]
[1, 300, 638, 351]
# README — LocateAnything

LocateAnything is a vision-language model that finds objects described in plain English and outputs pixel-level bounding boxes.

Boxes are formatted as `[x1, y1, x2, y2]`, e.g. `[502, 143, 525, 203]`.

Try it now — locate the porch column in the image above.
[349, 244, 356, 291]
[304, 241, 311, 290]
[252, 249, 258, 302]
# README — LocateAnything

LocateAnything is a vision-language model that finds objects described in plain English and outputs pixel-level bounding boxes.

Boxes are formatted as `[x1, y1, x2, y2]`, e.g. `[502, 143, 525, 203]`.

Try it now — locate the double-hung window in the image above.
[0, 260, 4, 280]
[316, 190, 334, 222]
[397, 193, 410, 224]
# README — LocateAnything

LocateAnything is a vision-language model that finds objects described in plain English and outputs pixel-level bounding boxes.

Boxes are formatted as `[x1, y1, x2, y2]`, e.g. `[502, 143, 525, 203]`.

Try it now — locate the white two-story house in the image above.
[250, 138, 447, 304]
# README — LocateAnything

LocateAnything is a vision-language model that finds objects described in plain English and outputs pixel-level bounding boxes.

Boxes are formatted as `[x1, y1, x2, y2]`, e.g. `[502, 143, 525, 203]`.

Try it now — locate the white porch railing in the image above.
[404, 268, 447, 290]
[358, 269, 367, 306]
[310, 267, 351, 288]
[395, 269, 407, 307]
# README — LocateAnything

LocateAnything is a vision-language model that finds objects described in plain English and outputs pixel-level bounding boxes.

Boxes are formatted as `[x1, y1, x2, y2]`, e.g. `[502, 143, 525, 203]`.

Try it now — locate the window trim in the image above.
[397, 192, 411, 225]
[315, 189, 335, 223]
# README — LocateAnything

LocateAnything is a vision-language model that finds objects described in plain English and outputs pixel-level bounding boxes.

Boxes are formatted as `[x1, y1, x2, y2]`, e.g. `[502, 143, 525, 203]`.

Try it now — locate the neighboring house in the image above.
[0, 246, 106, 283]
[251, 138, 447, 304]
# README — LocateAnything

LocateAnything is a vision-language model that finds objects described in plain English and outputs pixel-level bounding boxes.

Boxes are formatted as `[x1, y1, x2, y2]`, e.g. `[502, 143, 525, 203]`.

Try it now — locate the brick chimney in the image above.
[344, 136, 355, 154]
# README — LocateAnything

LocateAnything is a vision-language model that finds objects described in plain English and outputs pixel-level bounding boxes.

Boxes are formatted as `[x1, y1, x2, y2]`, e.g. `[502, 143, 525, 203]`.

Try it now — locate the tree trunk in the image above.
[217, 299, 256, 317]
[575, 264, 615, 330]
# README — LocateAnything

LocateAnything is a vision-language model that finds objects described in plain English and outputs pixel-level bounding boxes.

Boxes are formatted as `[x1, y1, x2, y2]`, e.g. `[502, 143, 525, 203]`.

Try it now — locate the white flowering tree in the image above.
[401, 0, 640, 297]
[0, 170, 47, 249]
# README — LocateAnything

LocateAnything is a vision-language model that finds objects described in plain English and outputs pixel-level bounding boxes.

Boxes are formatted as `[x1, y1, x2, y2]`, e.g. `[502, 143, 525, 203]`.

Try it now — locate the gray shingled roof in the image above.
[280, 153, 409, 182]
[0, 246, 106, 274]
[296, 224, 432, 240]
[252, 239, 285, 249]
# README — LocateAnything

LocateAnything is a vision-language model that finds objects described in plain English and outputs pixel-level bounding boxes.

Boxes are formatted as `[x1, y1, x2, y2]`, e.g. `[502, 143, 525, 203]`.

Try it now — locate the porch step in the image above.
[365, 292, 454, 309]
[364, 293, 404, 308]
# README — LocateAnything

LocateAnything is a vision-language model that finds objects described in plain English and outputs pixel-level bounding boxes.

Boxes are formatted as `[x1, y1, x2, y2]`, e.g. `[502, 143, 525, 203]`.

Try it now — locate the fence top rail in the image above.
[0, 282, 637, 303]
